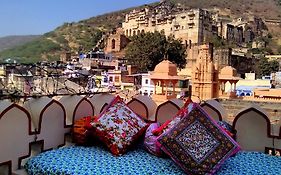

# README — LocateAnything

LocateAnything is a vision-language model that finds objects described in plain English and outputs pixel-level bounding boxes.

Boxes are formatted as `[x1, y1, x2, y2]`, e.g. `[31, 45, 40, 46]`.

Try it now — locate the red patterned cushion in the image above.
[152, 98, 194, 136]
[91, 96, 148, 156]
[157, 105, 240, 174]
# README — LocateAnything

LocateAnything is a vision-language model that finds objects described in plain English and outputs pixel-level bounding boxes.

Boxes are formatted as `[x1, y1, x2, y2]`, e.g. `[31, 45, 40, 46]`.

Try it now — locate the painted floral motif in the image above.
[157, 105, 241, 175]
[91, 96, 148, 155]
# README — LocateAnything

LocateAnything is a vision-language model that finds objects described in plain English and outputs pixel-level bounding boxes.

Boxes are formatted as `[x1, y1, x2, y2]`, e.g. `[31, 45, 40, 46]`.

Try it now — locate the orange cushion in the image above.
[72, 116, 96, 145]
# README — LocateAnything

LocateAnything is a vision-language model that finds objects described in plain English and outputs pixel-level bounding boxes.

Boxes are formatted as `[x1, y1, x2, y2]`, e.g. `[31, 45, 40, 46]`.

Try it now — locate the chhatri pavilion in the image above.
[150, 60, 181, 102]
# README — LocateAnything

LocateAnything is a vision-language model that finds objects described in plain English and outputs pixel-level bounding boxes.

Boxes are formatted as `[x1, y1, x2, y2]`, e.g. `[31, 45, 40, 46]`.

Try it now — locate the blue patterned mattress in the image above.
[25, 146, 281, 175]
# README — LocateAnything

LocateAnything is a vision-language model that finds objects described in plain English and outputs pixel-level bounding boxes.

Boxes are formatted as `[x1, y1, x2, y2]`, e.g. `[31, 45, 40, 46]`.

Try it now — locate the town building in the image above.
[104, 28, 130, 59]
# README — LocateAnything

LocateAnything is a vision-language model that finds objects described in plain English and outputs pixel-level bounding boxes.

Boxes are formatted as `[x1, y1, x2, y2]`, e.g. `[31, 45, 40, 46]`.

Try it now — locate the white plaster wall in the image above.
[235, 107, 273, 152]
[23, 97, 52, 132]
[0, 105, 33, 171]
[89, 94, 115, 116]
[36, 101, 67, 150]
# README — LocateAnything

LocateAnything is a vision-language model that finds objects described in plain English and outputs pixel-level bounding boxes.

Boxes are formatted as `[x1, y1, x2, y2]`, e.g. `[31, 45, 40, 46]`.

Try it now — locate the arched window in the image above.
[126, 29, 128, 36]
[129, 29, 132, 36]
[141, 29, 145, 33]
[133, 31, 136, 35]
[111, 39, 116, 50]
[137, 30, 140, 35]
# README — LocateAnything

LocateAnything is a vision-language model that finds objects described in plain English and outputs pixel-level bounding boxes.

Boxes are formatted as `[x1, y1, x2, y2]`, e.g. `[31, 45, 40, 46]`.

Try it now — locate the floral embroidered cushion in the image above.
[157, 104, 240, 175]
[152, 98, 195, 136]
[144, 123, 165, 157]
[91, 96, 148, 156]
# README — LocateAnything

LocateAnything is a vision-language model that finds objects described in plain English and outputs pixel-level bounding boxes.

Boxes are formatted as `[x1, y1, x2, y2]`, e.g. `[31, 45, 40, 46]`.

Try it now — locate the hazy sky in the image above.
[0, 0, 158, 37]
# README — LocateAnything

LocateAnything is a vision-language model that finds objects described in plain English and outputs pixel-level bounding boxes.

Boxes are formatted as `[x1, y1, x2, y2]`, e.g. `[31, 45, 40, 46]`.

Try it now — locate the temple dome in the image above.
[220, 66, 238, 77]
[150, 60, 179, 80]
[219, 66, 240, 80]
[153, 60, 177, 76]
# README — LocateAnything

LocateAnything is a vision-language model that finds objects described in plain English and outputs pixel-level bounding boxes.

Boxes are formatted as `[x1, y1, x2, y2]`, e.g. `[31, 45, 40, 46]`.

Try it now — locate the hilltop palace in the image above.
[104, 0, 263, 78]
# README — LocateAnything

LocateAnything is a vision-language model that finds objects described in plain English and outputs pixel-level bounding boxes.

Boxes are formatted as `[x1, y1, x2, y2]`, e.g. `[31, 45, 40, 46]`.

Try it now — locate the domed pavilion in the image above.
[150, 60, 180, 101]
[218, 66, 241, 97]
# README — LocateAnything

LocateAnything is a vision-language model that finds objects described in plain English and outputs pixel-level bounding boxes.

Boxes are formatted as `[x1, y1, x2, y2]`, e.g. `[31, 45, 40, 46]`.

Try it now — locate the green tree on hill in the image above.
[125, 31, 186, 72]
[256, 57, 279, 77]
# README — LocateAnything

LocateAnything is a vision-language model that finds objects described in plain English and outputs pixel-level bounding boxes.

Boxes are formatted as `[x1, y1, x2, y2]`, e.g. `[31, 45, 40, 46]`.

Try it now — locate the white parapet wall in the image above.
[0, 94, 280, 174]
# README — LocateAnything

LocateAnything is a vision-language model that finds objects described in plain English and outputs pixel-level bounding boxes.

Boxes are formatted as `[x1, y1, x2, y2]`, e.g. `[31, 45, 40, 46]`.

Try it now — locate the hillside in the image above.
[174, 0, 281, 19]
[0, 0, 280, 63]
[0, 35, 41, 52]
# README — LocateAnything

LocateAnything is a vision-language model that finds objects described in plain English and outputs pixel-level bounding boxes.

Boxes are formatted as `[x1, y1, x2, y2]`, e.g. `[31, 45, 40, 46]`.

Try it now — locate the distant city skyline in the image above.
[0, 0, 158, 37]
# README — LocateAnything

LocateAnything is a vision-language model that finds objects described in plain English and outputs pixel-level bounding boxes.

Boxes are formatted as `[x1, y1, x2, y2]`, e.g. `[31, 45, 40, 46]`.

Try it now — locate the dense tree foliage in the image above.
[125, 31, 186, 72]
[256, 57, 279, 77]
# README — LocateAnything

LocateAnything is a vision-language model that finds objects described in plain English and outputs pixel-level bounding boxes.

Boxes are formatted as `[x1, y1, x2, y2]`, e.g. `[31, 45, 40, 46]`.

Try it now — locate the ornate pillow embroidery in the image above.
[157, 105, 240, 175]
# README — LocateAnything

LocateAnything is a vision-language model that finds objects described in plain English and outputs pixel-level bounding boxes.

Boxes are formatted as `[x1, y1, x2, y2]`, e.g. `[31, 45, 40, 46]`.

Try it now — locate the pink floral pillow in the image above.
[91, 96, 148, 156]
[144, 123, 165, 157]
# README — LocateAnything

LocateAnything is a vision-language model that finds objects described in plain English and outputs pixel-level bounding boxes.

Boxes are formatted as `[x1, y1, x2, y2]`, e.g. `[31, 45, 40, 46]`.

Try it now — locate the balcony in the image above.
[0, 93, 280, 174]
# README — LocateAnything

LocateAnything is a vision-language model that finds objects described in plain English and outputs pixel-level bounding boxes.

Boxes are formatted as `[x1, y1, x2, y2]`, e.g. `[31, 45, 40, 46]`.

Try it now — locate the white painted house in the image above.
[139, 73, 155, 96]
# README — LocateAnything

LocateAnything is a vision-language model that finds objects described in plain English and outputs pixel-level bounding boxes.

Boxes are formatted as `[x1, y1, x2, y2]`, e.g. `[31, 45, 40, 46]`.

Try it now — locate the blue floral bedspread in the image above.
[25, 146, 281, 175]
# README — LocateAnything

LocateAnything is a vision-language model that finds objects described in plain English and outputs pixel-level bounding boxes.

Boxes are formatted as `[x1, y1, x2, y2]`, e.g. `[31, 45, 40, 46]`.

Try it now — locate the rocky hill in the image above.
[0, 0, 280, 63]
[0, 35, 40, 52]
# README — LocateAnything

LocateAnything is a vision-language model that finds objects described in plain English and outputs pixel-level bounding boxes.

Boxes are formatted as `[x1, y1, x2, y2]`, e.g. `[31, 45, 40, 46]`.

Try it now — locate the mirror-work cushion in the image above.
[157, 105, 240, 175]
[91, 96, 148, 156]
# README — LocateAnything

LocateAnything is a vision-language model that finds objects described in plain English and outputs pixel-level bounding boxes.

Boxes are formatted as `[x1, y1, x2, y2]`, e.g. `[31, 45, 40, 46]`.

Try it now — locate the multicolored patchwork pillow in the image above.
[144, 123, 165, 157]
[152, 99, 195, 136]
[157, 105, 240, 175]
[91, 96, 148, 156]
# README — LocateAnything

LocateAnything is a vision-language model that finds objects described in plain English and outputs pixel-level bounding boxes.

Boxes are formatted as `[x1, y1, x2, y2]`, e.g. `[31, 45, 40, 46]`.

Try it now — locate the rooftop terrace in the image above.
[0, 93, 280, 174]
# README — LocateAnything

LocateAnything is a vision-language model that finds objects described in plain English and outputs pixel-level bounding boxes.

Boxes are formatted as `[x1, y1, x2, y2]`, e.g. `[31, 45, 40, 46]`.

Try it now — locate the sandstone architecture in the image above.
[104, 28, 130, 59]
[122, 1, 214, 45]
[150, 59, 180, 101]
[191, 44, 218, 100]
[191, 44, 240, 101]
[103, 0, 260, 80]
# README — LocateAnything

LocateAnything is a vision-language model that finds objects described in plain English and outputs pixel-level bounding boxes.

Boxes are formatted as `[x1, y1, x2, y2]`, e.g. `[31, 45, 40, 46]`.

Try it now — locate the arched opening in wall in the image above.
[137, 30, 140, 35]
[126, 29, 128, 36]
[111, 39, 116, 50]
[141, 29, 145, 33]
[246, 93, 251, 96]
[240, 93, 245, 96]
[129, 29, 132, 36]
[133, 31, 136, 35]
